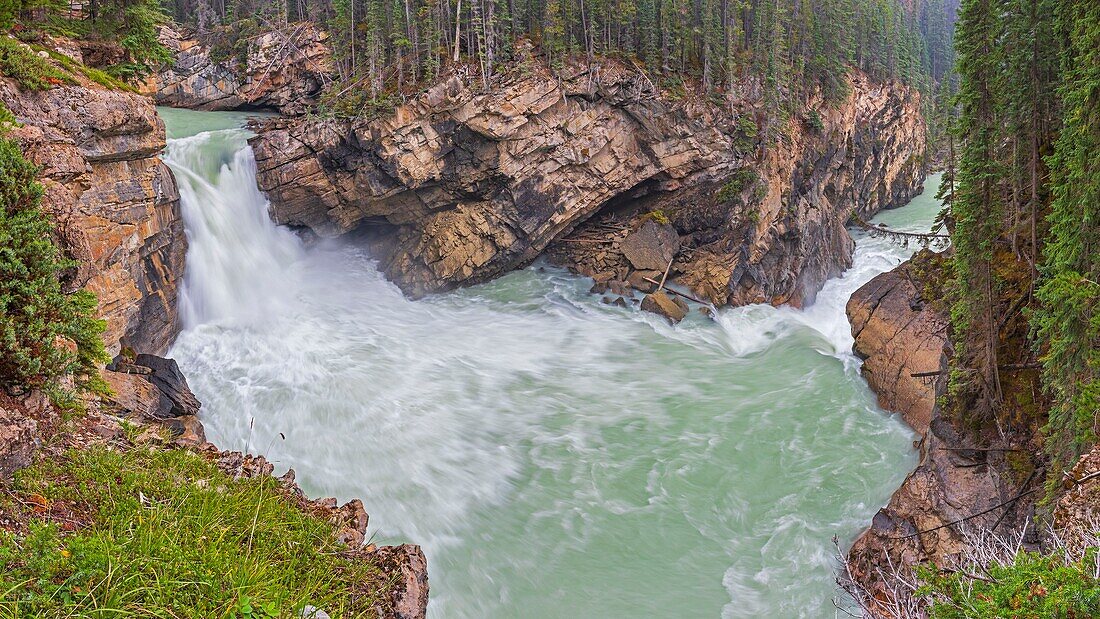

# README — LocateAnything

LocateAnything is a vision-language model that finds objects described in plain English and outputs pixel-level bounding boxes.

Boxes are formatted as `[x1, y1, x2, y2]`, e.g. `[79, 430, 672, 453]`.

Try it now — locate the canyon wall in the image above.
[2, 76, 184, 356]
[844, 255, 1038, 610]
[153, 23, 332, 114]
[250, 53, 927, 305]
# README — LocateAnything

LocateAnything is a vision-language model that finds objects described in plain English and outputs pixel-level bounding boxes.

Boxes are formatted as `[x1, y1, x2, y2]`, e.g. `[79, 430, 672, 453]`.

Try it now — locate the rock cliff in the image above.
[2, 76, 185, 355]
[250, 56, 926, 304]
[847, 251, 948, 434]
[153, 23, 332, 114]
[844, 254, 1039, 611]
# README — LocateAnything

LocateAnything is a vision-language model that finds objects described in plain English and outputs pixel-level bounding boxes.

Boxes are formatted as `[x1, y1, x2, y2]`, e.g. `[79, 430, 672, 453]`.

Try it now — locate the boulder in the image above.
[626, 269, 661, 292]
[607, 279, 633, 296]
[620, 221, 680, 271]
[641, 291, 687, 323]
[102, 370, 163, 418]
[371, 544, 430, 619]
[847, 254, 947, 434]
[164, 415, 207, 446]
[0, 407, 37, 478]
[133, 354, 202, 419]
[335, 498, 370, 548]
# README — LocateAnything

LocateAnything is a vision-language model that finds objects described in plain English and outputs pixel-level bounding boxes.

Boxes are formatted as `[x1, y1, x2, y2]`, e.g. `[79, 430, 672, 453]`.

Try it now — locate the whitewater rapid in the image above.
[161, 107, 941, 618]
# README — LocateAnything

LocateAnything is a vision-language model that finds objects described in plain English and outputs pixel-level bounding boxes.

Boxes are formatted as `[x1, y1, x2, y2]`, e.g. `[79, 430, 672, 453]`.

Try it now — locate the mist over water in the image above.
[161, 107, 943, 618]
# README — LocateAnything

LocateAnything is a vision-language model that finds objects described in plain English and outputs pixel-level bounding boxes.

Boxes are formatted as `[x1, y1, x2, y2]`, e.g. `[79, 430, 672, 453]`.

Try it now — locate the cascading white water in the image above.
[162, 107, 942, 618]
[166, 129, 303, 327]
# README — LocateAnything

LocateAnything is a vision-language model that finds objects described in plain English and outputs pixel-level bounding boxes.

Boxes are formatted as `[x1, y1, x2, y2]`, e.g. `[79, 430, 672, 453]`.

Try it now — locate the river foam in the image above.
[162, 106, 942, 618]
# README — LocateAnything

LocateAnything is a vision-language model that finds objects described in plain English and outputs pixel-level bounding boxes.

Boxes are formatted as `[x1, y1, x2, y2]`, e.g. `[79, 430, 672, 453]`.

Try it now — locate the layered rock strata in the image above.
[846, 253, 947, 434]
[2, 75, 185, 355]
[251, 57, 927, 304]
[154, 23, 332, 114]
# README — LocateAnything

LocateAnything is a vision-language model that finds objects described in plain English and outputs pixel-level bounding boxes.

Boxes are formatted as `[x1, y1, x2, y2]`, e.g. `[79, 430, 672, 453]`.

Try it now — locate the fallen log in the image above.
[642, 277, 710, 306]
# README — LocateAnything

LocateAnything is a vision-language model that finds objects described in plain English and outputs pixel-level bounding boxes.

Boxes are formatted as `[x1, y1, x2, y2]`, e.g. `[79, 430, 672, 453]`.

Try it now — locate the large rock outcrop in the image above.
[847, 252, 947, 434]
[251, 55, 926, 303]
[551, 69, 928, 308]
[153, 23, 332, 114]
[2, 74, 185, 355]
[844, 256, 1038, 611]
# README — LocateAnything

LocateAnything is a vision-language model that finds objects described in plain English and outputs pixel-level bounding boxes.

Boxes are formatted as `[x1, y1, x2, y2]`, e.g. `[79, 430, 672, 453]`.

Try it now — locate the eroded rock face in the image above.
[251, 58, 925, 303]
[1, 77, 186, 355]
[844, 257, 1036, 610]
[153, 23, 332, 114]
[1054, 445, 1100, 553]
[0, 393, 49, 478]
[847, 252, 947, 434]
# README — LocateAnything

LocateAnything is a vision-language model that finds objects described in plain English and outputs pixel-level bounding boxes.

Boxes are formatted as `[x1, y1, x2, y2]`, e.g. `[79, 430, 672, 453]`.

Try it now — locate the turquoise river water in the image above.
[159, 107, 943, 618]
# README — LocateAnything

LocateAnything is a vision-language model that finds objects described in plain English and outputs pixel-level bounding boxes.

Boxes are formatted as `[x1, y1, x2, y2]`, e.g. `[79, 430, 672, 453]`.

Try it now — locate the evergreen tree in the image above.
[949, 0, 1004, 415]
[1032, 0, 1100, 470]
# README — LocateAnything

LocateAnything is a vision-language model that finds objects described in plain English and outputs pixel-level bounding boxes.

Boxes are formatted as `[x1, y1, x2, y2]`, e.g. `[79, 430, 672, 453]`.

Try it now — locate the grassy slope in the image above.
[0, 441, 395, 618]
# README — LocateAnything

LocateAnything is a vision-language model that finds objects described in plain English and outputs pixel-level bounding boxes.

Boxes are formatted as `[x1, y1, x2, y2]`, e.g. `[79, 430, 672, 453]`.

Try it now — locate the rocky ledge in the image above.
[844, 253, 1040, 611]
[250, 51, 926, 305]
[0, 384, 428, 619]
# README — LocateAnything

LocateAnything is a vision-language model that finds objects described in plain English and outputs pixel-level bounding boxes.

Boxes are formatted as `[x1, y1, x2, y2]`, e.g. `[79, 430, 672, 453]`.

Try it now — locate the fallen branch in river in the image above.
[642, 277, 710, 306]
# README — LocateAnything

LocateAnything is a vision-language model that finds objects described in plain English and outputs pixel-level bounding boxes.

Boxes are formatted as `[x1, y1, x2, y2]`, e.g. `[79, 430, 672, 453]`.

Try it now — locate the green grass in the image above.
[0, 446, 395, 618]
[35, 46, 136, 92]
[0, 36, 74, 90]
[920, 550, 1100, 618]
[0, 101, 17, 131]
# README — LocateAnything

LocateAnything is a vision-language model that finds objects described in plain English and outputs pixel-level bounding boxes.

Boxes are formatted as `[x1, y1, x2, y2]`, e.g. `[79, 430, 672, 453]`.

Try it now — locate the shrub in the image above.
[920, 550, 1100, 618]
[805, 109, 824, 132]
[716, 168, 759, 203]
[0, 35, 73, 90]
[0, 137, 110, 394]
[0, 101, 17, 129]
[734, 114, 758, 151]
[320, 86, 400, 120]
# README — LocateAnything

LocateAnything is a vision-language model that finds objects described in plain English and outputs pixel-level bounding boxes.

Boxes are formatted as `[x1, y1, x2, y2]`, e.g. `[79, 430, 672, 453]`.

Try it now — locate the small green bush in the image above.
[805, 109, 824, 132]
[0, 137, 109, 394]
[320, 86, 400, 120]
[0, 101, 17, 129]
[920, 550, 1100, 618]
[0, 36, 74, 90]
[0, 446, 394, 617]
[716, 168, 759, 203]
[734, 114, 758, 151]
[641, 209, 670, 225]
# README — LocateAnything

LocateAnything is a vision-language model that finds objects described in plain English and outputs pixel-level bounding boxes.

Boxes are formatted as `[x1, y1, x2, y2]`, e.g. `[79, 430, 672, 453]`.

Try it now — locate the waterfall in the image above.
[163, 109, 940, 618]
[164, 129, 304, 328]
